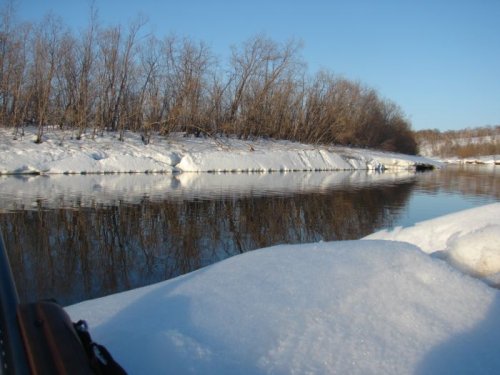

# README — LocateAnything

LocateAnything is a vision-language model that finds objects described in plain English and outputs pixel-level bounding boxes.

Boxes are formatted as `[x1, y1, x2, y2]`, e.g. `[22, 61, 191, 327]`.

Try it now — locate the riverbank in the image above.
[67, 203, 500, 374]
[440, 156, 500, 165]
[0, 127, 440, 174]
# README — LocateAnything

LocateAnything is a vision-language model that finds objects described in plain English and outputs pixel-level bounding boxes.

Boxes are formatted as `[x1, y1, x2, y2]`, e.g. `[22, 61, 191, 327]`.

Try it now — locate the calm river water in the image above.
[0, 165, 498, 306]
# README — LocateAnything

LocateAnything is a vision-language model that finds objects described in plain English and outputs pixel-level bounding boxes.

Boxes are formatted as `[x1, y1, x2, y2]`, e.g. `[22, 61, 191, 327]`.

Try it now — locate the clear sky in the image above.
[10, 0, 500, 131]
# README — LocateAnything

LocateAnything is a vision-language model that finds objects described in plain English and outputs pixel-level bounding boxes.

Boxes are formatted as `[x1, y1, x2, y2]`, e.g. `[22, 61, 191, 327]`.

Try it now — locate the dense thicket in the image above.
[416, 125, 500, 158]
[0, 5, 417, 154]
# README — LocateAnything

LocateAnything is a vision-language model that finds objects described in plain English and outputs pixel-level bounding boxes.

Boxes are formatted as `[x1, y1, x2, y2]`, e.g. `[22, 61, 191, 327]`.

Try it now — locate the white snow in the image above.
[365, 203, 500, 286]
[67, 203, 500, 374]
[441, 156, 500, 165]
[0, 127, 440, 174]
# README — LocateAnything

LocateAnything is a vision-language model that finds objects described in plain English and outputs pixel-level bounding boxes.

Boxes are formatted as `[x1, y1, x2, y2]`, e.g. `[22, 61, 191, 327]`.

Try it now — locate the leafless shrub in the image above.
[416, 125, 500, 158]
[0, 3, 417, 153]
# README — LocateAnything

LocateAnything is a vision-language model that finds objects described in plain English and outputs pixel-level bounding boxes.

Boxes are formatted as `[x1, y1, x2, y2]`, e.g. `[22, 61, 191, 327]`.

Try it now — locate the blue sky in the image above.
[12, 0, 500, 131]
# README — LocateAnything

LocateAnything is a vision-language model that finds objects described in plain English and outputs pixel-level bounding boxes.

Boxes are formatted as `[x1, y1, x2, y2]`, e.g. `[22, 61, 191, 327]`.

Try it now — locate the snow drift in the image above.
[67, 203, 500, 374]
[365, 203, 500, 285]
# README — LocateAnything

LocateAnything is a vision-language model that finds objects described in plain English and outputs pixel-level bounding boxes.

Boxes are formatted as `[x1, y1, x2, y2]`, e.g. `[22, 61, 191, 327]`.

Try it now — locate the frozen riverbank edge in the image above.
[0, 127, 440, 174]
[67, 203, 500, 374]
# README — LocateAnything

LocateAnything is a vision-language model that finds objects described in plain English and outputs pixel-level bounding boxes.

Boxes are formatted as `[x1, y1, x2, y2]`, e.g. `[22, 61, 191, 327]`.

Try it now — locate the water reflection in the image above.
[416, 164, 500, 198]
[0, 171, 418, 305]
[0, 170, 417, 210]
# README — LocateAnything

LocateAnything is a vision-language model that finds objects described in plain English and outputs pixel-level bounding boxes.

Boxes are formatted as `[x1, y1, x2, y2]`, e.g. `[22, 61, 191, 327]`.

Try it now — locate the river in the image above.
[0, 164, 498, 306]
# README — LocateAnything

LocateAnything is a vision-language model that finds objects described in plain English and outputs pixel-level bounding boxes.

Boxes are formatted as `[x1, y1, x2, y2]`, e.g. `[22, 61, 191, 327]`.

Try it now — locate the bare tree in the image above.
[74, 5, 98, 139]
[227, 35, 269, 133]
[95, 26, 120, 135]
[0, 1, 15, 125]
[27, 15, 64, 143]
[95, 16, 146, 140]
[136, 35, 162, 144]
[53, 32, 77, 130]
[115, 20, 142, 141]
[206, 71, 231, 135]
[160, 36, 213, 136]
[0, 3, 31, 136]
[0, 3, 420, 154]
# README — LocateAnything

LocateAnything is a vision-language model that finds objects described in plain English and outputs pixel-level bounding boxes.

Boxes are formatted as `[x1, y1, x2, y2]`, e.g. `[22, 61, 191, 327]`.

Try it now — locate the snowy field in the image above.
[0, 127, 440, 174]
[67, 203, 500, 374]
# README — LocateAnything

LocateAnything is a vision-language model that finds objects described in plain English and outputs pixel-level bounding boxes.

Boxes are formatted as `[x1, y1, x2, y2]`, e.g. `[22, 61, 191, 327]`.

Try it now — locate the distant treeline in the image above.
[416, 125, 500, 158]
[0, 4, 417, 154]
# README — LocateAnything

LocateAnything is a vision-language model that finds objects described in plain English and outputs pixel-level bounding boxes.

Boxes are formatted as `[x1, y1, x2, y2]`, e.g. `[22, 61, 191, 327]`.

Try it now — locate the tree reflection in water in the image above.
[416, 164, 500, 198]
[1, 181, 415, 305]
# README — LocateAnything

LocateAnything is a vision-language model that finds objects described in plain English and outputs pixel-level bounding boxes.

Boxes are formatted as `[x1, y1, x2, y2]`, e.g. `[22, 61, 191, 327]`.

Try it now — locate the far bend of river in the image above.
[0, 165, 498, 306]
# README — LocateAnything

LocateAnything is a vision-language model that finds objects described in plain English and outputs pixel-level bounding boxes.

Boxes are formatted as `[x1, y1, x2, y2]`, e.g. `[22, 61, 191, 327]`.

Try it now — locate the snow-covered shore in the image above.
[418, 140, 499, 165]
[67, 203, 500, 374]
[0, 127, 440, 174]
[440, 156, 500, 165]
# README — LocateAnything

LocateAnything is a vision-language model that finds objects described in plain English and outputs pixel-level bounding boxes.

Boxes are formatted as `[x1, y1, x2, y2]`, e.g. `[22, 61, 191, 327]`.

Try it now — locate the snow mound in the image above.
[365, 203, 500, 253]
[365, 203, 500, 284]
[67, 236, 500, 374]
[446, 225, 500, 277]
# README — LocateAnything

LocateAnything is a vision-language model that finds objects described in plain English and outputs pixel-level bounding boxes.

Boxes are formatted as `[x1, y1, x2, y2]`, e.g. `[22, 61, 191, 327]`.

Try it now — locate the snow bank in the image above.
[67, 203, 500, 374]
[0, 128, 178, 174]
[365, 203, 500, 285]
[0, 127, 440, 174]
[441, 156, 500, 165]
[172, 137, 439, 172]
